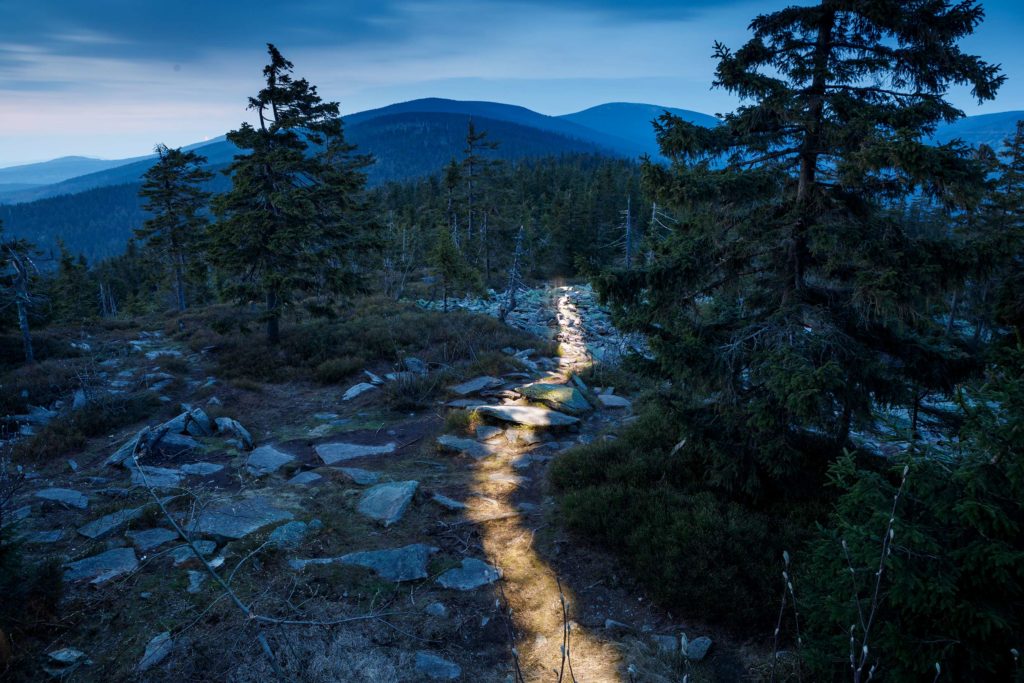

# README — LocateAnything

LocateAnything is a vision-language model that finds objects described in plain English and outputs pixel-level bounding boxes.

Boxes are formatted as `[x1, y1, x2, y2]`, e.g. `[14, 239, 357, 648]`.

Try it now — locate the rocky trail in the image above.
[4, 285, 722, 681]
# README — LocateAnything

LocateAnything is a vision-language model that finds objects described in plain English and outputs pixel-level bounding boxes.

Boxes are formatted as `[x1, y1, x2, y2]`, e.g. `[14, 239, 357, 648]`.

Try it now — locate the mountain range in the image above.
[1, 98, 1021, 260]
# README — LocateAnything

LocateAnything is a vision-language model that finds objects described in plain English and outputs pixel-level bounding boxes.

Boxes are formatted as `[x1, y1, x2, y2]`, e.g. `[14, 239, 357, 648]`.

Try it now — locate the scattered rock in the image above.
[180, 462, 224, 476]
[187, 570, 206, 594]
[245, 445, 296, 476]
[425, 602, 448, 618]
[64, 548, 138, 582]
[337, 543, 437, 581]
[685, 636, 713, 661]
[604, 618, 632, 633]
[168, 540, 217, 566]
[78, 506, 144, 539]
[652, 634, 678, 653]
[337, 467, 381, 484]
[446, 398, 483, 408]
[35, 488, 88, 510]
[517, 383, 592, 415]
[357, 481, 418, 526]
[315, 441, 396, 465]
[188, 496, 294, 540]
[286, 471, 323, 486]
[267, 520, 312, 548]
[24, 529, 66, 544]
[474, 404, 580, 428]
[504, 429, 542, 447]
[130, 465, 184, 489]
[342, 383, 378, 401]
[402, 357, 428, 374]
[43, 647, 87, 677]
[436, 558, 501, 590]
[164, 407, 214, 437]
[450, 376, 502, 396]
[435, 435, 496, 459]
[126, 528, 178, 552]
[215, 417, 254, 450]
[431, 494, 466, 511]
[364, 370, 384, 385]
[475, 425, 504, 441]
[598, 394, 632, 409]
[415, 651, 461, 680]
[137, 632, 172, 672]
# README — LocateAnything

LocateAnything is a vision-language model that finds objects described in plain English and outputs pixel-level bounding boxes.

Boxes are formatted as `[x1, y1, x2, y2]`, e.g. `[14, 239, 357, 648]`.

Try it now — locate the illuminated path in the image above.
[466, 286, 624, 682]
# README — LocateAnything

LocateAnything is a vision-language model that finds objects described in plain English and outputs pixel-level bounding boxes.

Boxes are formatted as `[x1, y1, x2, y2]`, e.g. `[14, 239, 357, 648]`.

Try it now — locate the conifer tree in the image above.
[600, 0, 1004, 494]
[209, 44, 371, 343]
[428, 225, 480, 312]
[137, 144, 212, 312]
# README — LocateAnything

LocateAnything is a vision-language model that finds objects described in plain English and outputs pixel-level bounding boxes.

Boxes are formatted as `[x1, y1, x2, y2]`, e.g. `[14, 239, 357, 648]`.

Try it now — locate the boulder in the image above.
[473, 405, 579, 428]
[517, 383, 592, 415]
[245, 445, 295, 476]
[64, 547, 138, 582]
[357, 481, 418, 526]
[315, 441, 395, 465]
[414, 652, 461, 680]
[215, 417, 254, 450]
[436, 558, 502, 590]
[188, 496, 294, 540]
[35, 487, 88, 510]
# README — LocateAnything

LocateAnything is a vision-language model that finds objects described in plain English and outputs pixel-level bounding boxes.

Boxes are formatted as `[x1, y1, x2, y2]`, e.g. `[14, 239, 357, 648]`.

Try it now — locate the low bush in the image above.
[314, 356, 367, 384]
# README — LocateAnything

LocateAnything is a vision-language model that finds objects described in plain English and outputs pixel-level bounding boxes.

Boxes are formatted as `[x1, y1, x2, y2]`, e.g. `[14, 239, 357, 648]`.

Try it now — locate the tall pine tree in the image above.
[136, 144, 212, 312]
[209, 44, 372, 343]
[600, 0, 1004, 495]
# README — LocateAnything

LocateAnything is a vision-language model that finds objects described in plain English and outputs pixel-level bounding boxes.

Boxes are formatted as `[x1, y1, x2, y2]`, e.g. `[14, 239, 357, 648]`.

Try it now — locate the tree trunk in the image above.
[16, 296, 34, 365]
[266, 288, 280, 344]
[173, 253, 187, 312]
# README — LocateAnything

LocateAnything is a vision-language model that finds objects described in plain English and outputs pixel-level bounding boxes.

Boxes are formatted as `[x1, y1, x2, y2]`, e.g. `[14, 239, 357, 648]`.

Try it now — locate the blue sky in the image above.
[2, 0, 1023, 166]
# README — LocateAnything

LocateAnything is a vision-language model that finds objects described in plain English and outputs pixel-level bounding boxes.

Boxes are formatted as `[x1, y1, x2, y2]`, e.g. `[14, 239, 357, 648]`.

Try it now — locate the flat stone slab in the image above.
[78, 505, 144, 539]
[337, 543, 438, 581]
[436, 557, 502, 590]
[286, 471, 323, 486]
[517, 383, 593, 415]
[431, 494, 466, 511]
[180, 462, 225, 476]
[126, 527, 178, 552]
[35, 488, 88, 510]
[246, 445, 296, 476]
[169, 540, 217, 566]
[316, 441, 396, 465]
[598, 394, 632, 409]
[189, 496, 294, 539]
[436, 435, 497, 460]
[342, 382, 378, 401]
[446, 398, 483, 408]
[138, 632, 172, 672]
[357, 481, 418, 527]
[64, 547, 138, 582]
[450, 376, 502, 396]
[338, 467, 381, 485]
[476, 426, 504, 441]
[474, 405, 579, 428]
[131, 466, 183, 489]
[415, 651, 462, 680]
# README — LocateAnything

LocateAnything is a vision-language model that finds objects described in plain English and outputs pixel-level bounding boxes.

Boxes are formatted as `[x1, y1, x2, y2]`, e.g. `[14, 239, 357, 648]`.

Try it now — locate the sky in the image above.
[2, 0, 1024, 167]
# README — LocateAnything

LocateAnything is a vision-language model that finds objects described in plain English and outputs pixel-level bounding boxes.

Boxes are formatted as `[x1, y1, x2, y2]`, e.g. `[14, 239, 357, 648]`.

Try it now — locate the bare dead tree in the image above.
[1, 237, 40, 364]
[499, 226, 525, 323]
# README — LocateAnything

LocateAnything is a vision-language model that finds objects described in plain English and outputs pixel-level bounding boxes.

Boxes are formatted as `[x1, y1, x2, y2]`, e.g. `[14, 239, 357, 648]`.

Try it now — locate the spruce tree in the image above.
[209, 44, 372, 343]
[600, 0, 1004, 495]
[136, 144, 211, 312]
